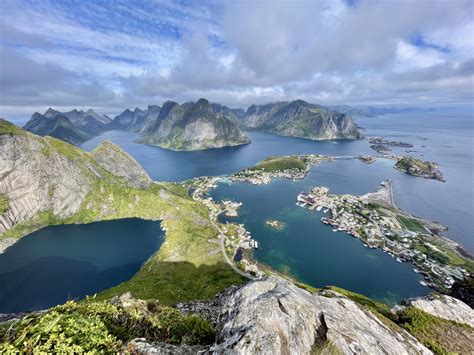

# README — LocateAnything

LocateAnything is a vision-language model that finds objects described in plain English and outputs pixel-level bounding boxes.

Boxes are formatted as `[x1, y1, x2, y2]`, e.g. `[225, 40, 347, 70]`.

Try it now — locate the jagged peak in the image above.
[195, 98, 210, 106]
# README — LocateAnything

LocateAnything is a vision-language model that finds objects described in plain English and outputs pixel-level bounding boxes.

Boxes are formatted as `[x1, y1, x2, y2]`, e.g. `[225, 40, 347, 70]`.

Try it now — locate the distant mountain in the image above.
[138, 98, 250, 151]
[210, 103, 246, 120]
[328, 105, 375, 118]
[23, 108, 112, 144]
[23, 112, 88, 145]
[111, 105, 161, 132]
[242, 100, 361, 140]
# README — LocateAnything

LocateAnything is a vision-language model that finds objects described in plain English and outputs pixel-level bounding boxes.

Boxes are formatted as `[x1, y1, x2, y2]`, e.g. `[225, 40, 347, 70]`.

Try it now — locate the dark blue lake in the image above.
[0, 218, 163, 312]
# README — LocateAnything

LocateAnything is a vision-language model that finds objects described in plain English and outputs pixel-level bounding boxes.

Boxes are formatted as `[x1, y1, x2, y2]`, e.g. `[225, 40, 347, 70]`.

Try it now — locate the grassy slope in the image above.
[0, 124, 245, 305]
[249, 156, 308, 172]
[398, 306, 474, 354]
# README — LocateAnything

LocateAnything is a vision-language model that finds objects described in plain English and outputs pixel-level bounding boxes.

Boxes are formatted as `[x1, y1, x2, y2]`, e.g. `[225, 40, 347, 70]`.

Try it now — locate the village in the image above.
[188, 176, 264, 279]
[297, 181, 471, 292]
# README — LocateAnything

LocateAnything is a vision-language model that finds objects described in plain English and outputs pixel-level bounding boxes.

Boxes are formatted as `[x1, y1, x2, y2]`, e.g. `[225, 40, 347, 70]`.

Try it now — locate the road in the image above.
[192, 187, 260, 281]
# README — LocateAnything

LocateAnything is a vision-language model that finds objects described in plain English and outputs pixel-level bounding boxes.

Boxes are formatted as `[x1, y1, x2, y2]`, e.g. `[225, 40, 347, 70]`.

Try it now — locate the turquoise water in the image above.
[211, 176, 428, 304]
[0, 218, 163, 312]
[80, 112, 473, 252]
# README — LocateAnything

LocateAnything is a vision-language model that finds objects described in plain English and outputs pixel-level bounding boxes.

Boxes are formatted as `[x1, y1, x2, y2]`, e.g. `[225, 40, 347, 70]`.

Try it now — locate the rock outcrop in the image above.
[211, 275, 430, 354]
[90, 141, 152, 188]
[394, 157, 445, 181]
[0, 119, 152, 236]
[242, 100, 361, 140]
[403, 294, 474, 327]
[138, 98, 250, 151]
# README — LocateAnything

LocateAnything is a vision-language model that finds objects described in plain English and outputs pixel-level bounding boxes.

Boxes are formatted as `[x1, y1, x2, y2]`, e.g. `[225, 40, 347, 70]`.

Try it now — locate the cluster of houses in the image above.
[297, 185, 470, 292]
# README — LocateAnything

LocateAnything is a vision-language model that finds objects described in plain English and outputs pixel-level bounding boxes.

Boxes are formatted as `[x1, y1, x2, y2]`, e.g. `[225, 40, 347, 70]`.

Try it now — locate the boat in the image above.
[419, 280, 428, 286]
[332, 229, 338, 232]
[316, 205, 322, 211]
[396, 258, 402, 263]
[413, 268, 420, 273]
[323, 209, 329, 213]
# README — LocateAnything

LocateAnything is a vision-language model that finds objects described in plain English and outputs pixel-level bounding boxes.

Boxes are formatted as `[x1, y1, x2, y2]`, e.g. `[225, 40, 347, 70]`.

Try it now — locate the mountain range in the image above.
[23, 99, 362, 150]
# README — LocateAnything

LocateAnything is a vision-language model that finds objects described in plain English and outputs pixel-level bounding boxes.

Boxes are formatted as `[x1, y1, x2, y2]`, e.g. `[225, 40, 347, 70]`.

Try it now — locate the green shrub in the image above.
[0, 297, 215, 353]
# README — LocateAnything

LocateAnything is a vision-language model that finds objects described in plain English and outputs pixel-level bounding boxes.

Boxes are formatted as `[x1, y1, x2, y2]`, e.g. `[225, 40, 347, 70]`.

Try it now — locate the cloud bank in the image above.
[0, 0, 473, 118]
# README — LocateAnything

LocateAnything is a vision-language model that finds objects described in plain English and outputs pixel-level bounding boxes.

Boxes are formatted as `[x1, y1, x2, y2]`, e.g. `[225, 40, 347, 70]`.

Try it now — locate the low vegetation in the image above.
[248, 156, 308, 172]
[397, 306, 474, 354]
[0, 119, 25, 135]
[0, 296, 214, 353]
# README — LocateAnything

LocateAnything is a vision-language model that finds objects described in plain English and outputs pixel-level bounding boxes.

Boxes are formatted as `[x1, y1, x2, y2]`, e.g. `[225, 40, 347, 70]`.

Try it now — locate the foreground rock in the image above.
[211, 275, 430, 354]
[403, 294, 474, 327]
[394, 157, 445, 181]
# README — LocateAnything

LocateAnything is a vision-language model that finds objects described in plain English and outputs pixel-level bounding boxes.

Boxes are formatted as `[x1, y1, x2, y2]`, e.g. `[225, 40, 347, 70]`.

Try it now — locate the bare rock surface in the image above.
[0, 123, 152, 238]
[404, 294, 474, 327]
[211, 275, 431, 354]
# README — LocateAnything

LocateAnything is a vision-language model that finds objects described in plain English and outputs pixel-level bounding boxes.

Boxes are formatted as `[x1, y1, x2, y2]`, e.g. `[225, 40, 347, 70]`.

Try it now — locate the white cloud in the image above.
[0, 0, 473, 118]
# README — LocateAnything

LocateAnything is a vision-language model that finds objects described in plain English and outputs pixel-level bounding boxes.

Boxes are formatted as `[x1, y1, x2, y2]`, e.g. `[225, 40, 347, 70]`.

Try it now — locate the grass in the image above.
[398, 216, 426, 233]
[397, 306, 474, 354]
[0, 119, 25, 135]
[0, 297, 215, 353]
[248, 156, 308, 172]
[0, 193, 7, 215]
[1, 126, 245, 305]
[95, 261, 245, 306]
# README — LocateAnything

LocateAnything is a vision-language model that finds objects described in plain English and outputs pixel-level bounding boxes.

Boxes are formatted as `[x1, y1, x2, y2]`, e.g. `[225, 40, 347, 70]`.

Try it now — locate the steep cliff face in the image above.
[0, 119, 151, 235]
[23, 113, 88, 145]
[111, 105, 161, 132]
[242, 100, 361, 140]
[23, 108, 112, 144]
[139, 98, 250, 151]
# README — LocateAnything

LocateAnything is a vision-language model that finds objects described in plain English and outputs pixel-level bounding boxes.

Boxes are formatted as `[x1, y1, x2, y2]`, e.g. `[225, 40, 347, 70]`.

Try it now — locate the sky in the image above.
[0, 0, 473, 119]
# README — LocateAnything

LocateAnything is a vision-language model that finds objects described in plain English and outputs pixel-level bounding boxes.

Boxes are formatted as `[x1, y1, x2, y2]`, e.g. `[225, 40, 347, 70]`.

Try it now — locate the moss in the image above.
[0, 298, 215, 353]
[249, 156, 308, 172]
[0, 193, 7, 215]
[397, 306, 474, 354]
[0, 119, 25, 135]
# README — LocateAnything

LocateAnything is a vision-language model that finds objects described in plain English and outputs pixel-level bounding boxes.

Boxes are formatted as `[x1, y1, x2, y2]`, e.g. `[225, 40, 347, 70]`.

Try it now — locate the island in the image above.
[241, 99, 362, 140]
[138, 98, 250, 151]
[232, 155, 333, 184]
[394, 156, 445, 181]
[265, 219, 286, 230]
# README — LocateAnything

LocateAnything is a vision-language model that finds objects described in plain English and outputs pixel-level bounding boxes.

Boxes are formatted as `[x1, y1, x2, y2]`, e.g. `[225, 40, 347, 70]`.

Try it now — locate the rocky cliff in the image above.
[111, 105, 161, 132]
[23, 113, 88, 145]
[138, 98, 250, 151]
[242, 100, 361, 140]
[23, 108, 112, 144]
[0, 119, 151, 237]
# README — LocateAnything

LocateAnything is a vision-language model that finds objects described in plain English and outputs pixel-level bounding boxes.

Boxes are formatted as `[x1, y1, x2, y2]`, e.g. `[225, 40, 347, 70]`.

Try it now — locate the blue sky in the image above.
[0, 0, 473, 118]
